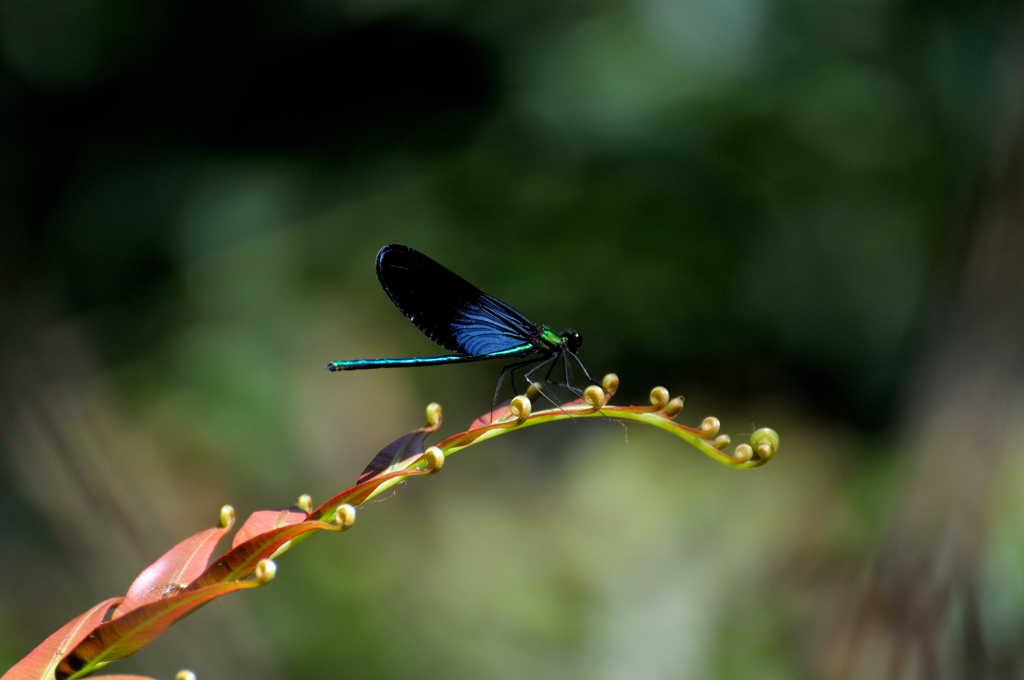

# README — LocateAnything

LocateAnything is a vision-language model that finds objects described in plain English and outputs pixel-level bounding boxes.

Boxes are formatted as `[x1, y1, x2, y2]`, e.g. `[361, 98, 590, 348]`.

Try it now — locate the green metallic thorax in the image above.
[537, 327, 566, 351]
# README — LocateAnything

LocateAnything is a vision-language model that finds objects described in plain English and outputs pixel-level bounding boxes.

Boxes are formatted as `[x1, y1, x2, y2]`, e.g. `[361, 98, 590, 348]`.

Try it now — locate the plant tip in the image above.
[712, 435, 731, 450]
[176, 671, 197, 680]
[297, 494, 313, 513]
[601, 373, 620, 395]
[750, 428, 780, 460]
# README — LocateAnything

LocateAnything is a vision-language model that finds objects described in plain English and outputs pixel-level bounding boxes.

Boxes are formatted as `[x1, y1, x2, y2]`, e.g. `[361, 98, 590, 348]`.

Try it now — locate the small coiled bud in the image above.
[732, 444, 753, 463]
[649, 387, 670, 410]
[712, 435, 731, 450]
[424, 446, 445, 473]
[176, 671, 197, 680]
[296, 494, 313, 514]
[663, 397, 684, 418]
[584, 384, 605, 409]
[698, 417, 720, 437]
[602, 373, 620, 396]
[510, 395, 532, 423]
[425, 402, 442, 428]
[526, 382, 541, 401]
[334, 503, 357, 529]
[220, 505, 235, 529]
[255, 559, 277, 585]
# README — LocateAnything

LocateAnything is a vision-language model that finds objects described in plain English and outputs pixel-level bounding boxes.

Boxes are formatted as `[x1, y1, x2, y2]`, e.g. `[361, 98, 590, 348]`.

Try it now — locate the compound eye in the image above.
[570, 331, 582, 351]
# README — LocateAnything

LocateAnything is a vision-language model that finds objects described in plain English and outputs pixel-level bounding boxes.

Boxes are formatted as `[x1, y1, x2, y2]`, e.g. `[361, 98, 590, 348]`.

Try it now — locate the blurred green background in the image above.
[2, 0, 1023, 678]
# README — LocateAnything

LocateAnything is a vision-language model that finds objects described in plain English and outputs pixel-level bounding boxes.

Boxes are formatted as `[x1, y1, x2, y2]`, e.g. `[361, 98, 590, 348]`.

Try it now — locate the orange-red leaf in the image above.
[187, 520, 337, 589]
[231, 507, 308, 549]
[468, 400, 515, 431]
[1, 597, 121, 680]
[56, 580, 264, 679]
[114, 523, 233, 619]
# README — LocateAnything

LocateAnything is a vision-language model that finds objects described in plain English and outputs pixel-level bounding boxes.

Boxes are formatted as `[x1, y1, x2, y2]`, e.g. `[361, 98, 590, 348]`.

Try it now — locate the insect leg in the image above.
[543, 356, 558, 382]
[566, 349, 594, 383]
[490, 357, 543, 422]
[523, 355, 577, 413]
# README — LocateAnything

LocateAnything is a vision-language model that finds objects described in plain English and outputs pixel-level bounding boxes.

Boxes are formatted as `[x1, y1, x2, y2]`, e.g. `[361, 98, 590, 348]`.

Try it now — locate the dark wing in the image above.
[376, 244, 538, 355]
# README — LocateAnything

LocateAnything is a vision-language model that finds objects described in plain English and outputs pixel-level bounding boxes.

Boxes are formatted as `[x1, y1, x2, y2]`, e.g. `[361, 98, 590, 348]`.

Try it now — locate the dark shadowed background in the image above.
[2, 1, 1024, 678]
